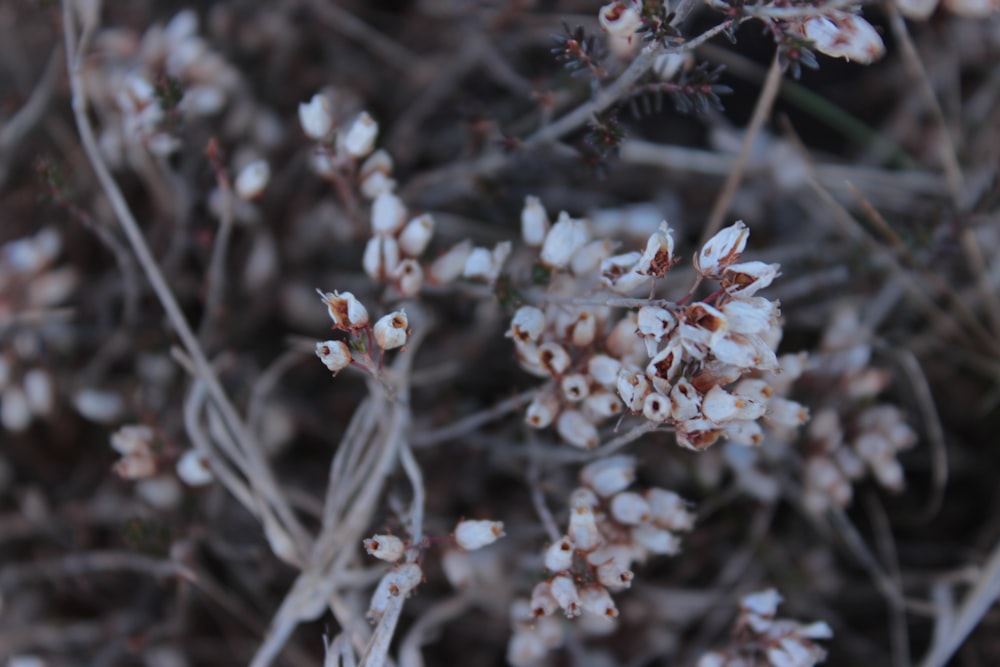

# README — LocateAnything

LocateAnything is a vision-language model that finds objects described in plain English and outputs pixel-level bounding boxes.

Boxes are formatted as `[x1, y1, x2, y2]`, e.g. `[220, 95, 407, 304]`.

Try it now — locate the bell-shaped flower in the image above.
[695, 220, 749, 278]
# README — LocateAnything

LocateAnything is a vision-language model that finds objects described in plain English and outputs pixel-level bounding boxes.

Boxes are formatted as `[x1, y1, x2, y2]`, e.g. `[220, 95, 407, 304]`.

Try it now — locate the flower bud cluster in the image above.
[697, 588, 832, 667]
[510, 198, 807, 452]
[508, 455, 694, 664]
[799, 306, 917, 515]
[314, 290, 409, 375]
[109, 424, 158, 480]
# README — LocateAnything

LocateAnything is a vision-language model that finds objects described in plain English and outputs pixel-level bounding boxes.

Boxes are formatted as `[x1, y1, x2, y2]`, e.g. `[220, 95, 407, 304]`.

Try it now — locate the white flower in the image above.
[398, 214, 435, 257]
[544, 536, 575, 572]
[610, 491, 650, 524]
[373, 310, 409, 350]
[617, 368, 652, 412]
[454, 519, 505, 550]
[581, 455, 636, 497]
[391, 259, 424, 298]
[556, 410, 599, 449]
[428, 240, 473, 284]
[645, 488, 695, 531]
[582, 391, 623, 421]
[462, 242, 511, 283]
[1, 385, 31, 432]
[176, 450, 214, 486]
[298, 93, 333, 140]
[341, 111, 378, 158]
[371, 192, 407, 235]
[741, 588, 782, 616]
[368, 563, 423, 620]
[802, 12, 886, 65]
[695, 220, 749, 278]
[550, 575, 582, 617]
[588, 354, 622, 388]
[599, 0, 643, 38]
[722, 261, 780, 297]
[530, 581, 559, 617]
[316, 340, 352, 373]
[234, 159, 270, 200]
[561, 374, 590, 402]
[362, 234, 401, 281]
[525, 393, 559, 428]
[670, 379, 702, 422]
[540, 212, 589, 269]
[521, 195, 550, 247]
[317, 290, 369, 330]
[363, 534, 406, 562]
[637, 305, 677, 357]
[568, 499, 603, 550]
[631, 524, 681, 555]
[22, 369, 53, 418]
[636, 221, 676, 277]
[642, 392, 672, 423]
[538, 342, 571, 376]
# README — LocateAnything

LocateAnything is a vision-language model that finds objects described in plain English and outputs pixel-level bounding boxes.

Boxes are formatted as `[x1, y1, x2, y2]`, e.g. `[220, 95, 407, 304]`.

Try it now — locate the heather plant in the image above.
[3, 1, 1000, 667]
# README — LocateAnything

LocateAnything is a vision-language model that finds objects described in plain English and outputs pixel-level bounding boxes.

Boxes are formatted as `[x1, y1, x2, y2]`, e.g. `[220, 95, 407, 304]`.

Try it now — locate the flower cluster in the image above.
[698, 588, 832, 667]
[798, 305, 917, 515]
[511, 199, 807, 451]
[507, 455, 693, 665]
[315, 290, 409, 375]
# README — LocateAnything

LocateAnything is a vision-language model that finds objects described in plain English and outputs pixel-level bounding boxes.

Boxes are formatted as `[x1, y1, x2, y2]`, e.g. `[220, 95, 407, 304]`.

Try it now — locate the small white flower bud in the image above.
[721, 297, 777, 336]
[74, 388, 124, 424]
[1, 384, 32, 432]
[111, 424, 155, 457]
[549, 575, 582, 617]
[363, 534, 406, 562]
[373, 311, 409, 350]
[22, 368, 53, 417]
[371, 192, 407, 235]
[631, 524, 681, 555]
[702, 385, 764, 424]
[341, 111, 378, 158]
[234, 159, 270, 200]
[391, 259, 424, 298]
[317, 290, 370, 330]
[521, 195, 550, 247]
[722, 261, 780, 297]
[582, 390, 623, 421]
[530, 580, 559, 617]
[176, 450, 213, 486]
[557, 409, 599, 449]
[596, 558, 634, 591]
[669, 379, 701, 422]
[695, 220, 749, 278]
[637, 306, 676, 356]
[610, 491, 651, 525]
[676, 418, 723, 451]
[525, 393, 560, 428]
[802, 13, 885, 65]
[540, 212, 589, 269]
[508, 306, 546, 343]
[645, 340, 683, 394]
[711, 332, 777, 371]
[398, 214, 435, 257]
[601, 252, 648, 294]
[568, 500, 603, 550]
[579, 584, 618, 618]
[463, 242, 511, 283]
[316, 340, 352, 373]
[454, 519, 505, 550]
[561, 374, 590, 402]
[298, 93, 333, 141]
[741, 588, 782, 616]
[581, 455, 636, 497]
[570, 486, 600, 509]
[566, 310, 598, 347]
[368, 563, 423, 621]
[362, 234, 401, 281]
[538, 342, 571, 376]
[725, 419, 764, 446]
[544, 536, 575, 572]
[428, 240, 473, 285]
[642, 392, 672, 423]
[645, 488, 694, 532]
[617, 368, 651, 412]
[587, 354, 622, 388]
[606, 312, 643, 360]
[763, 397, 810, 429]
[636, 221, 675, 277]
[570, 240, 613, 277]
[359, 149, 396, 199]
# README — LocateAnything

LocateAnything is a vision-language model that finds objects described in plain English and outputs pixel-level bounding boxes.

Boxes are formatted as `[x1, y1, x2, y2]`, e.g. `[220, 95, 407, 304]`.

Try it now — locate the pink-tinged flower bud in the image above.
[362, 234, 401, 281]
[724, 420, 764, 447]
[428, 240, 473, 284]
[645, 339, 683, 394]
[588, 354, 622, 389]
[579, 584, 619, 618]
[454, 518, 505, 550]
[316, 340, 352, 373]
[525, 392, 559, 428]
[636, 221, 676, 277]
[695, 220, 749, 278]
[549, 575, 582, 617]
[632, 524, 681, 555]
[802, 13, 885, 65]
[676, 418, 723, 451]
[371, 192, 407, 235]
[544, 536, 575, 572]
[521, 195, 550, 247]
[582, 390, 623, 421]
[581, 455, 636, 497]
[568, 501, 603, 550]
[599, 1, 643, 38]
[642, 392, 672, 423]
[561, 374, 590, 402]
[317, 290, 369, 330]
[557, 409, 599, 449]
[617, 368, 652, 412]
[341, 111, 378, 158]
[398, 213, 435, 257]
[722, 261, 780, 297]
[373, 310, 409, 350]
[538, 342, 571, 376]
[462, 241, 511, 283]
[570, 240, 613, 277]
[637, 306, 677, 357]
[391, 259, 423, 298]
[364, 534, 406, 562]
[176, 449, 213, 486]
[234, 159, 270, 200]
[508, 305, 545, 343]
[530, 581, 559, 617]
[701, 385, 765, 423]
[669, 379, 701, 422]
[541, 212, 589, 269]
[763, 397, 810, 429]
[610, 491, 651, 524]
[645, 488, 695, 532]
[298, 93, 333, 140]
